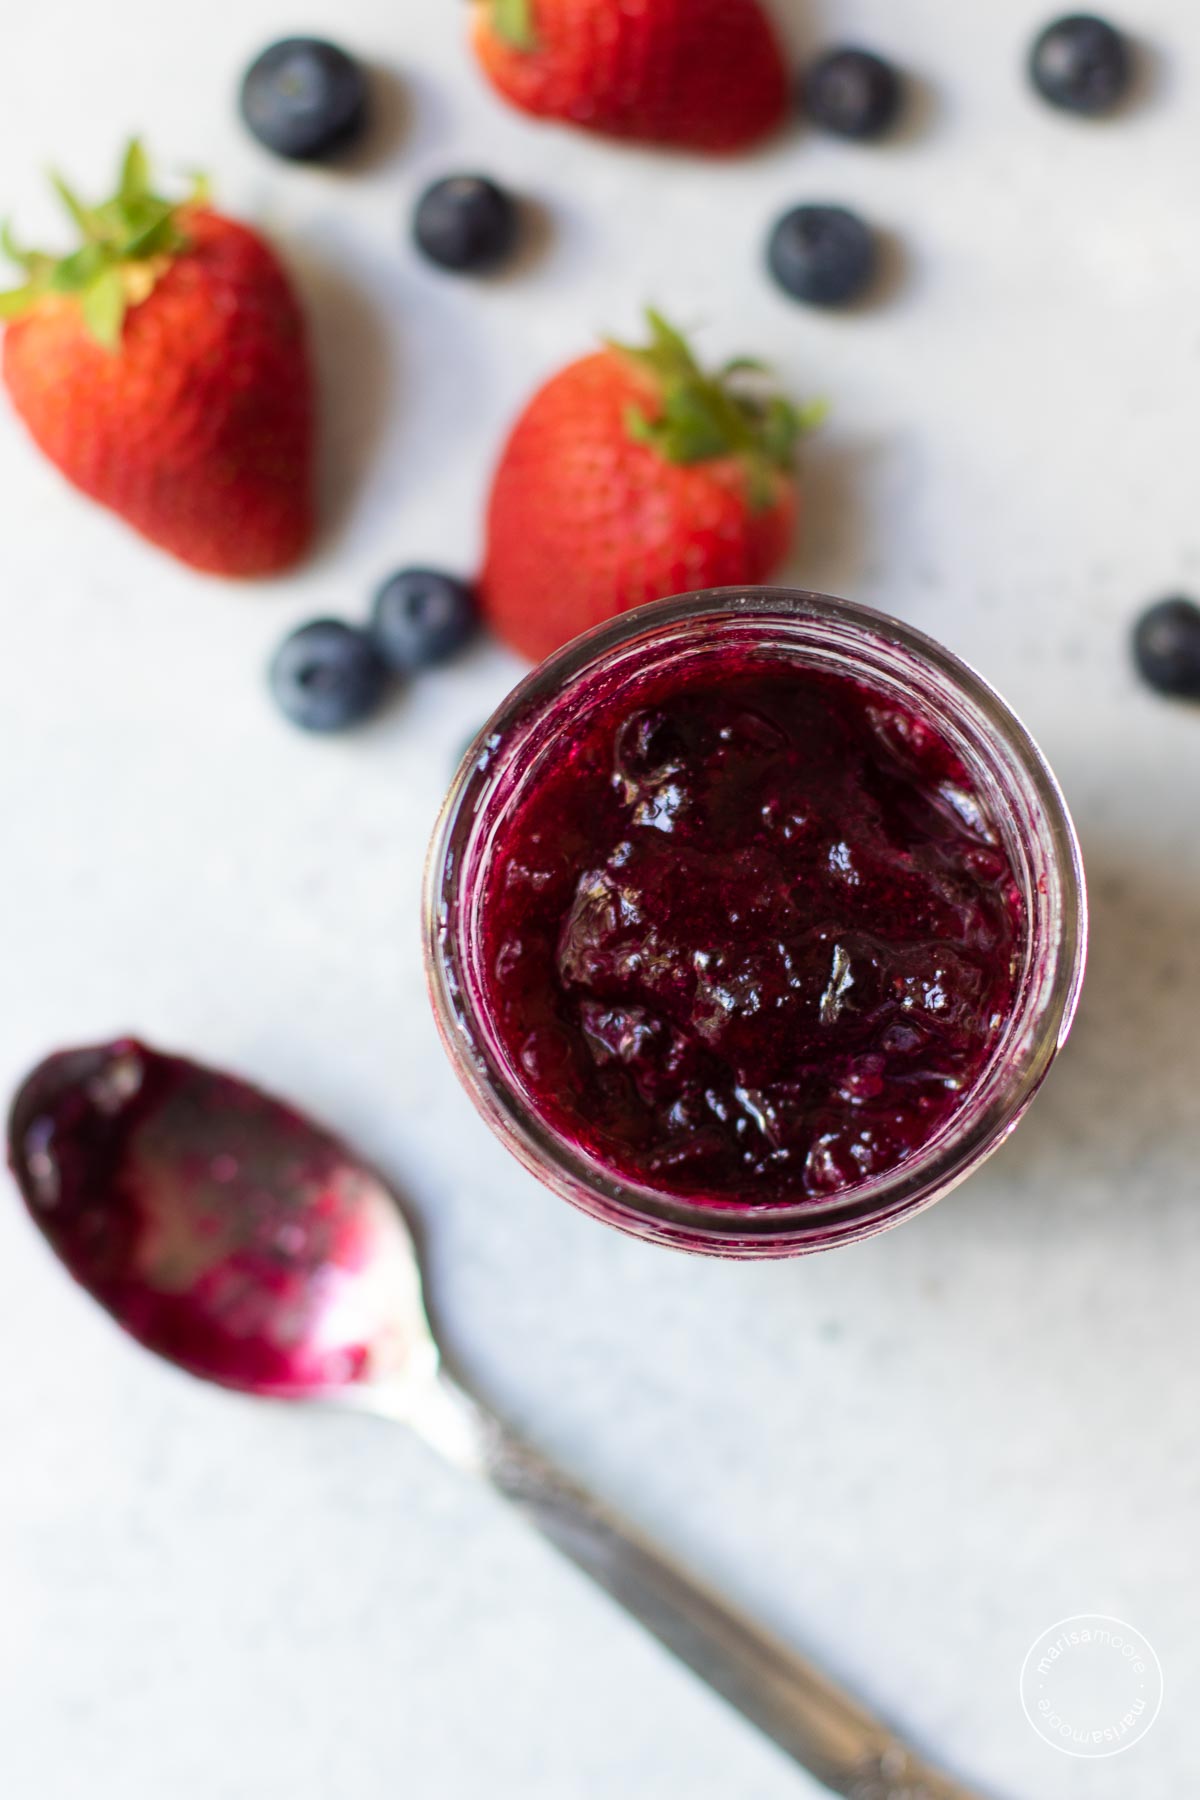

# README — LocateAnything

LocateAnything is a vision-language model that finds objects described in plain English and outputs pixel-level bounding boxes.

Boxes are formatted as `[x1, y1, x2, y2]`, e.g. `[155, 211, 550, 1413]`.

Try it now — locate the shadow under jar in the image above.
[425, 589, 1087, 1257]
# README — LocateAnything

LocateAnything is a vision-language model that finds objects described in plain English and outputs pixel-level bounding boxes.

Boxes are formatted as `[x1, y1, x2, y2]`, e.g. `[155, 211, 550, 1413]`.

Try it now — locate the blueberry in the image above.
[1132, 598, 1200, 700]
[240, 38, 369, 161]
[269, 620, 390, 732]
[413, 176, 520, 274]
[1029, 15, 1133, 115]
[803, 48, 904, 141]
[371, 569, 478, 672]
[767, 205, 878, 308]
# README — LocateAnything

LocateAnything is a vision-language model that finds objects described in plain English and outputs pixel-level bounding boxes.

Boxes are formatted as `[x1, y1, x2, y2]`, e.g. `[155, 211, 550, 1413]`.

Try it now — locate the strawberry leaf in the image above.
[50, 171, 101, 241]
[118, 139, 151, 210]
[614, 310, 705, 389]
[1, 141, 202, 342]
[794, 398, 831, 434]
[0, 282, 41, 318]
[491, 0, 538, 51]
[119, 201, 179, 260]
[2, 219, 30, 270]
[80, 265, 127, 348]
[758, 397, 804, 466]
[651, 385, 731, 464]
[50, 242, 109, 292]
[644, 308, 693, 360]
[614, 309, 823, 511]
[624, 405, 656, 447]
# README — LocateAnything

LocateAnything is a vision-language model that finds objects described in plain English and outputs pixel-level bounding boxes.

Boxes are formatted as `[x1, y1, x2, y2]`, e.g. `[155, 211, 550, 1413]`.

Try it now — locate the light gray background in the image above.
[2, 1, 1196, 1795]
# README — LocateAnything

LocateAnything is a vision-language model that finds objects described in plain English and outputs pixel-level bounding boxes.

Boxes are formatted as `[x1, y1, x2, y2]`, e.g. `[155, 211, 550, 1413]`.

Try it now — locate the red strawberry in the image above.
[480, 312, 819, 663]
[470, 0, 789, 154]
[1, 142, 313, 577]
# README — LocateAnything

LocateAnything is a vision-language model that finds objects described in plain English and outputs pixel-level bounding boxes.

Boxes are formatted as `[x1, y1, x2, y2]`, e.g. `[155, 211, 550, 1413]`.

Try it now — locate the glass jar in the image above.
[424, 588, 1087, 1258]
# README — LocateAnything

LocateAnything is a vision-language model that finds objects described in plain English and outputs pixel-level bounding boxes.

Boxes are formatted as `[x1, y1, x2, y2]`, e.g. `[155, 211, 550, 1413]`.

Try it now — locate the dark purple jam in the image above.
[7, 1040, 389, 1395]
[476, 656, 1023, 1207]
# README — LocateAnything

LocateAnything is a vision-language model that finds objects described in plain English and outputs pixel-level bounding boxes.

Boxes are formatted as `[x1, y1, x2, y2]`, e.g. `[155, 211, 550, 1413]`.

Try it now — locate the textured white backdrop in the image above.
[2, 1, 1197, 1795]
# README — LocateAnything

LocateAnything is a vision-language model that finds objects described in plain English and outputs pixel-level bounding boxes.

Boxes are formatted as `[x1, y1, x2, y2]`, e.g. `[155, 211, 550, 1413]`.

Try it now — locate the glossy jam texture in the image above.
[7, 1040, 396, 1395]
[476, 654, 1023, 1206]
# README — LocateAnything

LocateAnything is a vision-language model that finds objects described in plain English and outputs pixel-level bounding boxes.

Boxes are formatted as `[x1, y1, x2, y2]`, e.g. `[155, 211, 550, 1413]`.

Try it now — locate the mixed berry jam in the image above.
[8, 1040, 389, 1395]
[476, 654, 1023, 1207]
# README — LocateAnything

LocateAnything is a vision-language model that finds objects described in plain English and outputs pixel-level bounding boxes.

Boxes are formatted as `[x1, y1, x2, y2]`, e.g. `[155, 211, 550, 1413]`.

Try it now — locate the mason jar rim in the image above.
[424, 588, 1088, 1257]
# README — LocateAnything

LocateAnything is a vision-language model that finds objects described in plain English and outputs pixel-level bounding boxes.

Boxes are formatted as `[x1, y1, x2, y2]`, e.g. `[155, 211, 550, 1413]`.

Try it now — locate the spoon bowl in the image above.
[8, 1038, 435, 1401]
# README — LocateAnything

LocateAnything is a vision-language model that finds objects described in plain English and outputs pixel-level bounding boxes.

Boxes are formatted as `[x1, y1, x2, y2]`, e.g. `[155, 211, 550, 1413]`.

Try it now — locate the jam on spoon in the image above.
[477, 654, 1023, 1206]
[7, 1038, 428, 1396]
[7, 1036, 986, 1799]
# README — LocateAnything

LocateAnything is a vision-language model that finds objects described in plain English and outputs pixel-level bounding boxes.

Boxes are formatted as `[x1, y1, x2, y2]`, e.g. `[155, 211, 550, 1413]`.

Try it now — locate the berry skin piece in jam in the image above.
[477, 658, 1024, 1208]
[6, 1039, 419, 1396]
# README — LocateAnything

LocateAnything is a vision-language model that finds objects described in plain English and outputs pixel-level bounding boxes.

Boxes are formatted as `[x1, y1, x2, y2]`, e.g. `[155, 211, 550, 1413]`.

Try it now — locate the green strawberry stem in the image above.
[614, 310, 825, 511]
[0, 140, 207, 350]
[490, 0, 539, 52]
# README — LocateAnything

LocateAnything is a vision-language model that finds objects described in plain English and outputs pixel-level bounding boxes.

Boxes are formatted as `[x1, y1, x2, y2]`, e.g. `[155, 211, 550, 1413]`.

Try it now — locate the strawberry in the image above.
[1, 142, 313, 578]
[480, 312, 820, 663]
[470, 0, 790, 154]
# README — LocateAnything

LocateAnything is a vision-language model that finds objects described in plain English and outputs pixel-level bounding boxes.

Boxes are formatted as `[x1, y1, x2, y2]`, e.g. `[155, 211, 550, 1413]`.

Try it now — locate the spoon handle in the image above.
[409, 1374, 987, 1800]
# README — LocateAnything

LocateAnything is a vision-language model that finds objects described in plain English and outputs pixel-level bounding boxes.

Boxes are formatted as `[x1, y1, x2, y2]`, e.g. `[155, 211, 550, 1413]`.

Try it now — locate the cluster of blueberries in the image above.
[239, 45, 486, 730]
[240, 38, 519, 277]
[772, 16, 1134, 308]
[269, 571, 479, 735]
[241, 17, 1140, 309]
[240, 17, 1200, 725]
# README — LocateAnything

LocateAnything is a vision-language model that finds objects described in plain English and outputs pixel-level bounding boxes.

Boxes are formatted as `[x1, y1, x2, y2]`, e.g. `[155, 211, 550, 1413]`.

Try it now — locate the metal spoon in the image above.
[8, 1037, 986, 1800]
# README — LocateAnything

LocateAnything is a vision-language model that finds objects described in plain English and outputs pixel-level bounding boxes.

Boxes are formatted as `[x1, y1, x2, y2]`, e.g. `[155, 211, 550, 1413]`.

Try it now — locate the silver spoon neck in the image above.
[346, 1361, 496, 1477]
[407, 1367, 496, 1472]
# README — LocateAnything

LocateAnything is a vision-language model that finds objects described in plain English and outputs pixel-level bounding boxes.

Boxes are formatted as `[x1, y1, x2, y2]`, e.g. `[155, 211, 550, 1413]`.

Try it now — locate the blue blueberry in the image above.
[803, 48, 904, 141]
[1029, 16, 1133, 115]
[767, 205, 878, 308]
[371, 569, 479, 672]
[1132, 598, 1200, 700]
[269, 620, 390, 733]
[240, 38, 369, 161]
[413, 176, 520, 274]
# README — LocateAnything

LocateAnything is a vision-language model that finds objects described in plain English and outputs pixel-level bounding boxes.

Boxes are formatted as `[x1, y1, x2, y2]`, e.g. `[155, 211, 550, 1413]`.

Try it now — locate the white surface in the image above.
[2, 1, 1197, 1795]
